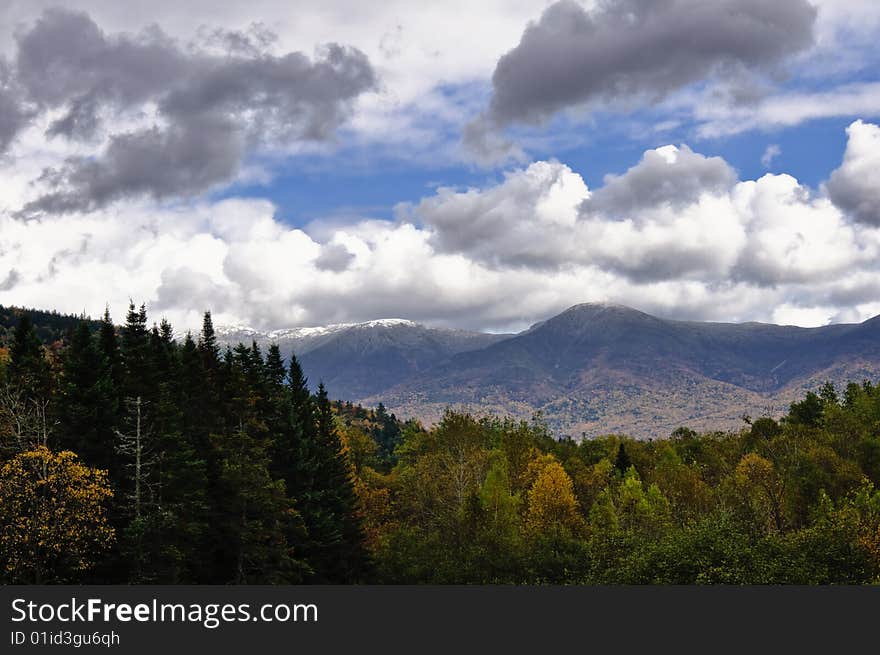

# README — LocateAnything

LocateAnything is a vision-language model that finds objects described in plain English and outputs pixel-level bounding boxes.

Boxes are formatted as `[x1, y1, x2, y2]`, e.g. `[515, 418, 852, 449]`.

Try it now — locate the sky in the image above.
[1, 0, 880, 333]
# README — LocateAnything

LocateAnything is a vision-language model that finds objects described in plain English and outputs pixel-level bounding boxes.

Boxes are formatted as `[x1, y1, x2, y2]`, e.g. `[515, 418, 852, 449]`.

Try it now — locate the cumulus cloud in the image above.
[3, 8, 376, 214]
[465, 0, 817, 153]
[399, 160, 589, 269]
[826, 119, 880, 225]
[584, 145, 738, 216]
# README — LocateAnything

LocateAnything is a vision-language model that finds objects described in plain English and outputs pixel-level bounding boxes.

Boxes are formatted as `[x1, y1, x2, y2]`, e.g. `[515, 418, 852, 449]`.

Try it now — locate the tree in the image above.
[212, 344, 307, 583]
[525, 458, 583, 535]
[310, 382, 369, 582]
[8, 314, 52, 400]
[731, 453, 787, 534]
[97, 307, 122, 394]
[614, 442, 632, 476]
[265, 344, 286, 389]
[272, 354, 316, 502]
[0, 446, 114, 583]
[788, 391, 823, 427]
[2, 314, 54, 452]
[57, 321, 116, 472]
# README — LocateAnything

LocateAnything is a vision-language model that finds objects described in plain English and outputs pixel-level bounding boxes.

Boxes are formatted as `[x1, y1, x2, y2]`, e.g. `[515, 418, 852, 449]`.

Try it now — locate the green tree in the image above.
[57, 321, 117, 472]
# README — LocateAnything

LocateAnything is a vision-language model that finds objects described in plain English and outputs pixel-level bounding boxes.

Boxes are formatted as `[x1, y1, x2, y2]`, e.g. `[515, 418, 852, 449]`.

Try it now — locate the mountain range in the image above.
[218, 303, 880, 439]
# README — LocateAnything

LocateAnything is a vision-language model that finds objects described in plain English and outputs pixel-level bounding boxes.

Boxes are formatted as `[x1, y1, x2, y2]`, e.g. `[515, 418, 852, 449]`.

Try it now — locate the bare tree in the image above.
[0, 382, 56, 454]
[115, 396, 157, 519]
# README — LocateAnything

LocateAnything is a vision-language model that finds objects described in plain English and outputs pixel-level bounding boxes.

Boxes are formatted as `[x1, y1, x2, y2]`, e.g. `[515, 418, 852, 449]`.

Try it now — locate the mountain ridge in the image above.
[216, 303, 880, 439]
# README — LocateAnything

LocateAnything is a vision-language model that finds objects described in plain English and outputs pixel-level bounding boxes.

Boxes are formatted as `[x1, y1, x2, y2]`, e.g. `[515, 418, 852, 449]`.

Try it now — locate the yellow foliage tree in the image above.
[0, 446, 115, 583]
[525, 458, 584, 535]
[732, 452, 787, 533]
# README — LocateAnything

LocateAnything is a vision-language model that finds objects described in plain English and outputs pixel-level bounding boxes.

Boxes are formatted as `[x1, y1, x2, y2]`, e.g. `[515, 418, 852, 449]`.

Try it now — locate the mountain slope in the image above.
[217, 319, 510, 400]
[367, 303, 880, 439]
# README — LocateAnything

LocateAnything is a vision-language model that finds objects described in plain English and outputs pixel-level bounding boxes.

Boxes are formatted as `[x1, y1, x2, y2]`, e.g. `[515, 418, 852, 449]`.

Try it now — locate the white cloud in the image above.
[694, 82, 880, 138]
[761, 144, 781, 168]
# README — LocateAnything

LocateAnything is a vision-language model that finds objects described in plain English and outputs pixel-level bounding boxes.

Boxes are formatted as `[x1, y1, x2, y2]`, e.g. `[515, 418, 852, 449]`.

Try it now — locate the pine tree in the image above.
[8, 314, 52, 400]
[146, 319, 210, 583]
[614, 443, 632, 476]
[57, 321, 116, 472]
[265, 345, 286, 389]
[312, 382, 369, 582]
[198, 311, 221, 373]
[98, 307, 122, 392]
[273, 354, 317, 494]
[213, 344, 307, 583]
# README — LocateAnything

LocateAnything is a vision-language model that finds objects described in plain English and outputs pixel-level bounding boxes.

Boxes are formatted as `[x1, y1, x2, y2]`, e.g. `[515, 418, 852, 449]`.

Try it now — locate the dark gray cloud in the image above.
[25, 117, 244, 213]
[467, 0, 816, 149]
[827, 171, 880, 226]
[826, 121, 880, 225]
[9, 8, 377, 213]
[0, 60, 30, 152]
[583, 145, 738, 217]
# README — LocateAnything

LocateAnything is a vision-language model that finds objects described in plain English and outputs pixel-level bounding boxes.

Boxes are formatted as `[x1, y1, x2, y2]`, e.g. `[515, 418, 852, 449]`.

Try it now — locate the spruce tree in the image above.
[98, 307, 122, 392]
[265, 345, 286, 389]
[8, 314, 52, 400]
[146, 319, 210, 583]
[213, 343, 307, 583]
[57, 321, 116, 472]
[614, 442, 632, 476]
[312, 382, 369, 582]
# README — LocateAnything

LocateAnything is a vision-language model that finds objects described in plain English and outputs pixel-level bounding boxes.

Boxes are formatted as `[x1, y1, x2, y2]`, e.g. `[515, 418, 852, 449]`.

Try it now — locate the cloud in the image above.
[0, 61, 30, 152]
[694, 81, 880, 138]
[399, 160, 588, 269]
[314, 242, 355, 272]
[0, 269, 20, 291]
[3, 121, 880, 333]
[826, 119, 880, 225]
[407, 144, 746, 282]
[761, 144, 781, 168]
[584, 144, 738, 216]
[5, 8, 377, 214]
[466, 0, 817, 153]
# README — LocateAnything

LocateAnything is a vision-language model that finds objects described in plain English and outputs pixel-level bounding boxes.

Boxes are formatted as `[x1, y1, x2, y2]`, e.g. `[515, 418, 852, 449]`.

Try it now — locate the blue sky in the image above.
[234, 114, 862, 228]
[2, 1, 880, 332]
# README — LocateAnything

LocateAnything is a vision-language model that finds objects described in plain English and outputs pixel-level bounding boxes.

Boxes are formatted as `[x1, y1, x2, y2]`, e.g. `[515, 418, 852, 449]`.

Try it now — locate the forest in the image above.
[1, 304, 879, 584]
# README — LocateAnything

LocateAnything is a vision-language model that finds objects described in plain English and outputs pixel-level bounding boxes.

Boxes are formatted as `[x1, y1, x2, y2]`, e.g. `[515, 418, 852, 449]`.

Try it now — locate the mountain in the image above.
[362, 303, 880, 439]
[216, 319, 510, 401]
[219, 303, 880, 439]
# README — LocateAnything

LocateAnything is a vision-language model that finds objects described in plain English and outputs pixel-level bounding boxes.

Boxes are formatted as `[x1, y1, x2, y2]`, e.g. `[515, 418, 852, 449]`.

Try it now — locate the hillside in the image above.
[368, 304, 880, 439]
[217, 319, 510, 400]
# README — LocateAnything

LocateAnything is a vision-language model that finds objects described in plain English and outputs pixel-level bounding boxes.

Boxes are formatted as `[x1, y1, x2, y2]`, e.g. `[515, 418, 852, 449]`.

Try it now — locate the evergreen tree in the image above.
[145, 320, 210, 583]
[8, 314, 52, 400]
[273, 354, 316, 495]
[265, 345, 286, 389]
[614, 442, 632, 476]
[213, 344, 307, 583]
[120, 302, 154, 402]
[312, 382, 369, 582]
[57, 321, 116, 472]
[98, 307, 122, 392]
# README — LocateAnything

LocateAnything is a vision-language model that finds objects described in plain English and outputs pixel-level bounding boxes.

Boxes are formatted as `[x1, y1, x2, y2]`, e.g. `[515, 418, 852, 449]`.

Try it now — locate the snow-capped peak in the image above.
[219, 318, 420, 340]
